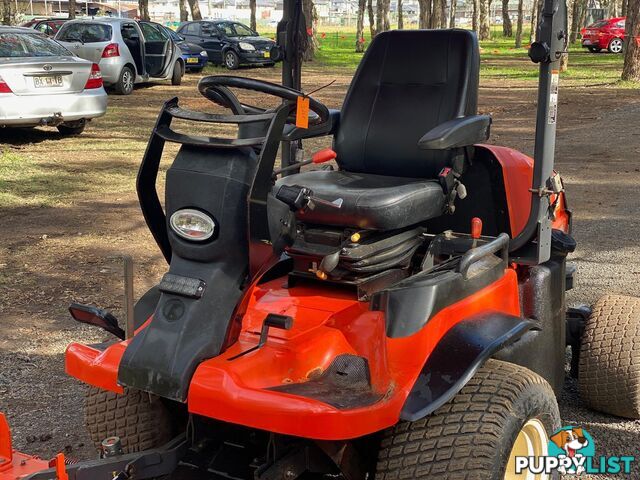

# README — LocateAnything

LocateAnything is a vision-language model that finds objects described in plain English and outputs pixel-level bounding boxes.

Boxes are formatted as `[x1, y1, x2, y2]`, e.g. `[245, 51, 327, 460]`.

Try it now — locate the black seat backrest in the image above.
[334, 29, 480, 179]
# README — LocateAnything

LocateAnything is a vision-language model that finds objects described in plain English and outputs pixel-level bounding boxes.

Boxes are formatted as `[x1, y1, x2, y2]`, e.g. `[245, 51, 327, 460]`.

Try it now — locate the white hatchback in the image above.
[0, 26, 107, 135]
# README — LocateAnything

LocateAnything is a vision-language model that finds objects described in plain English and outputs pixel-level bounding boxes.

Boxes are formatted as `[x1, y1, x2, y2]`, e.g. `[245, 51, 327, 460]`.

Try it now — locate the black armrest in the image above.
[418, 115, 491, 150]
[281, 109, 341, 141]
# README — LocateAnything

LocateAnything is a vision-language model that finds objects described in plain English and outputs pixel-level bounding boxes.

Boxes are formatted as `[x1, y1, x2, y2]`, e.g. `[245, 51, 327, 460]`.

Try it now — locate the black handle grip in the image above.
[264, 313, 293, 330]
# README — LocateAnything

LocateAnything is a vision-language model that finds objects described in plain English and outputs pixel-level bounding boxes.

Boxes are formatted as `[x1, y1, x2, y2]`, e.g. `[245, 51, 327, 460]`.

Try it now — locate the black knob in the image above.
[529, 42, 551, 63]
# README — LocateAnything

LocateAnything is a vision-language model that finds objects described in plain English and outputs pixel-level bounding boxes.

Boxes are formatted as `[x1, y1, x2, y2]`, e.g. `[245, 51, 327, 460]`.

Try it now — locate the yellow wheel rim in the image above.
[504, 418, 549, 480]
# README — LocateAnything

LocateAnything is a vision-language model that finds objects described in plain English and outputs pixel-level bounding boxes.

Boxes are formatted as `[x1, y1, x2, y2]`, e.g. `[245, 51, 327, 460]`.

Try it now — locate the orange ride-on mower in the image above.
[4, 0, 640, 479]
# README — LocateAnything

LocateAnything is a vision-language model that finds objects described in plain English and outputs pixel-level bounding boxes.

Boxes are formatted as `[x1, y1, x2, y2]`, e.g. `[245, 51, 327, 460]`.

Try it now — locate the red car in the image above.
[581, 17, 625, 53]
[20, 18, 67, 37]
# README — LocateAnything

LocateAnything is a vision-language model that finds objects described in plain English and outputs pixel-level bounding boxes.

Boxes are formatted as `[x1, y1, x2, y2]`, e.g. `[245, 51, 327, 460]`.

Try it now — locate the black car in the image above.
[177, 20, 277, 70]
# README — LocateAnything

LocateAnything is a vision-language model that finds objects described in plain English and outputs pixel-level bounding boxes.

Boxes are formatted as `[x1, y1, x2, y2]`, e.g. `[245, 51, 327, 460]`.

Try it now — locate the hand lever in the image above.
[273, 148, 337, 177]
[227, 314, 294, 361]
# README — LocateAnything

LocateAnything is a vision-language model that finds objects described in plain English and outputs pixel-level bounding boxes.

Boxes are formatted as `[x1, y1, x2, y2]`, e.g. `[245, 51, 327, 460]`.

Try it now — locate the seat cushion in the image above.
[276, 170, 446, 230]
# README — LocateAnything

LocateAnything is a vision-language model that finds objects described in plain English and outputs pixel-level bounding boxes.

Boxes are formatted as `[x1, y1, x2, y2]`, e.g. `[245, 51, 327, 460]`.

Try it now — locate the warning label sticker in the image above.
[548, 70, 559, 124]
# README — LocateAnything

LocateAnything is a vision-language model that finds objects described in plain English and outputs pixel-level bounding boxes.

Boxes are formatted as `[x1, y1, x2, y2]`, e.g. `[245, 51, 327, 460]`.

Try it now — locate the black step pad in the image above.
[269, 354, 383, 410]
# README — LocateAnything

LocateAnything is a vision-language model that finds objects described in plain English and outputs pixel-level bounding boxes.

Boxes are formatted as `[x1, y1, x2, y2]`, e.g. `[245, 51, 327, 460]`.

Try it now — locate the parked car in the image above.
[21, 18, 67, 37]
[177, 20, 277, 70]
[162, 26, 208, 73]
[581, 17, 625, 53]
[0, 26, 107, 135]
[55, 18, 184, 95]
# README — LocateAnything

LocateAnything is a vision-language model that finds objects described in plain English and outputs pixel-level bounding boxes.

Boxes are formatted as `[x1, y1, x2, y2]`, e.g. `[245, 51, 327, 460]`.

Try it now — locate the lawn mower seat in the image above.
[277, 28, 484, 231]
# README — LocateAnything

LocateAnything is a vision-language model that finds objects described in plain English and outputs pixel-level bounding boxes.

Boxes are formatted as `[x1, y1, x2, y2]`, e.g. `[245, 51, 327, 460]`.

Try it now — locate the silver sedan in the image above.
[0, 26, 107, 135]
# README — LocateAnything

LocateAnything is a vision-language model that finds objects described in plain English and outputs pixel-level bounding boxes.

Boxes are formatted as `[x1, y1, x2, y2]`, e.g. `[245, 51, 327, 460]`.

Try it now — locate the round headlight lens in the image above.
[170, 209, 215, 241]
[239, 42, 255, 51]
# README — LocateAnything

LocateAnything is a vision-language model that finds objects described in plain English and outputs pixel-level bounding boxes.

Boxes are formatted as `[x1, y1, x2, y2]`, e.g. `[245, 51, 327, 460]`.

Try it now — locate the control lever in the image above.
[276, 184, 341, 212]
[273, 148, 337, 177]
[227, 314, 294, 361]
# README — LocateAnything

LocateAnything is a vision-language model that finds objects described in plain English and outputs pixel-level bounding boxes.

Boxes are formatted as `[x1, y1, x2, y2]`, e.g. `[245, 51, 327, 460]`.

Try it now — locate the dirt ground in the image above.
[1, 61, 640, 478]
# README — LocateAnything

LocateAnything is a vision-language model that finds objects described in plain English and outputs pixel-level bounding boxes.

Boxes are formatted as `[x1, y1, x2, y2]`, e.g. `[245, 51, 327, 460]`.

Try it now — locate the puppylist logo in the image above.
[515, 426, 635, 475]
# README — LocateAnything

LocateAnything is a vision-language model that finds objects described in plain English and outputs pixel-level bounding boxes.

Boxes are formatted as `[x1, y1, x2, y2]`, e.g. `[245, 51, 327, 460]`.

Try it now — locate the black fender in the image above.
[400, 312, 537, 422]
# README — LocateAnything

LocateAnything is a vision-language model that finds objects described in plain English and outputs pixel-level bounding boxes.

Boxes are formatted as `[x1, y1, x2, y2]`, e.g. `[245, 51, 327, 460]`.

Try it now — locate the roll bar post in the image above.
[510, 0, 567, 264]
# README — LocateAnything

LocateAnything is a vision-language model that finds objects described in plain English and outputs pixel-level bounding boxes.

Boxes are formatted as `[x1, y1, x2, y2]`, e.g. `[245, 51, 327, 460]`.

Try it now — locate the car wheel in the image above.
[587, 46, 601, 53]
[579, 295, 640, 418]
[608, 37, 623, 54]
[57, 119, 86, 136]
[171, 61, 183, 86]
[224, 50, 239, 70]
[376, 360, 561, 479]
[115, 66, 135, 95]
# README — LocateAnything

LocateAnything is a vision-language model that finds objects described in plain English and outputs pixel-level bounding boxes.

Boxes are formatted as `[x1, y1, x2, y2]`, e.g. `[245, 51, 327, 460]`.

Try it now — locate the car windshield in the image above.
[0, 32, 71, 58]
[218, 22, 256, 37]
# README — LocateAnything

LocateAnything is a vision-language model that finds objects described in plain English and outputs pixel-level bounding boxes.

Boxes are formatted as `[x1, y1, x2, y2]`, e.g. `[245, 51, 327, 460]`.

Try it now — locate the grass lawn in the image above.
[310, 28, 627, 86]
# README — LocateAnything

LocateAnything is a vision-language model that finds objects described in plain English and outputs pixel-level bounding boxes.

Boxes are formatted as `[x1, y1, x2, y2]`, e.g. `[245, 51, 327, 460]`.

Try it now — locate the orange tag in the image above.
[296, 96, 310, 129]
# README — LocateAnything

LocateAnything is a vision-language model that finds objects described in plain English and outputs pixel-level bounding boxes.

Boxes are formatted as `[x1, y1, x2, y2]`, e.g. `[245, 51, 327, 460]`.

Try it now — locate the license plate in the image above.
[583, 39, 592, 45]
[263, 51, 270, 58]
[187, 57, 199, 64]
[33, 75, 63, 88]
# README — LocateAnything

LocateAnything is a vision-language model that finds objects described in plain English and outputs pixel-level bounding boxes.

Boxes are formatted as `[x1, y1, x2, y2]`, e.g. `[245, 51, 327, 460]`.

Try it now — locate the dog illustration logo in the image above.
[548, 426, 594, 474]
[550, 427, 589, 458]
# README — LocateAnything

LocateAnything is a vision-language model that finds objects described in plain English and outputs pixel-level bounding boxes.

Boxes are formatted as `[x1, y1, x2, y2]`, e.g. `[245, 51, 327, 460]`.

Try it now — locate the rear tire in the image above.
[375, 360, 560, 479]
[579, 294, 640, 418]
[587, 46, 601, 53]
[171, 61, 183, 85]
[114, 66, 135, 95]
[608, 37, 623, 53]
[224, 50, 239, 70]
[84, 386, 172, 454]
[57, 119, 86, 135]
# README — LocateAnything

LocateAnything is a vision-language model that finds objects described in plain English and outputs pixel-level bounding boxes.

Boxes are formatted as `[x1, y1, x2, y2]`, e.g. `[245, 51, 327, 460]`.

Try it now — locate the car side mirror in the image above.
[69, 303, 125, 339]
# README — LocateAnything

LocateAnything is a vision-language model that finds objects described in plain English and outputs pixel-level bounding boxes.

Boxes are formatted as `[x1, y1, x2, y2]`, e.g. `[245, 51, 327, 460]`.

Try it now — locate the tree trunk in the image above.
[398, 0, 404, 29]
[622, 0, 628, 17]
[622, 0, 640, 80]
[250, 0, 256, 31]
[356, 0, 366, 51]
[530, 0, 540, 43]
[419, 0, 432, 28]
[138, 0, 149, 20]
[430, 0, 442, 28]
[179, 0, 188, 21]
[367, 0, 377, 38]
[479, 0, 490, 39]
[515, 0, 523, 46]
[376, 0, 390, 33]
[570, 0, 581, 43]
[302, 0, 317, 61]
[1, 0, 10, 25]
[187, 0, 202, 20]
[440, 0, 447, 27]
[68, 0, 76, 18]
[449, 0, 456, 28]
[472, 0, 479, 32]
[502, 0, 512, 36]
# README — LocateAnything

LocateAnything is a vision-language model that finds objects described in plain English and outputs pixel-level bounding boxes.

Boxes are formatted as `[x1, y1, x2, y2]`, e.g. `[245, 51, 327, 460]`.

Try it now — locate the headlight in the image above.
[170, 209, 215, 241]
[238, 42, 255, 51]
[200, 50, 208, 57]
